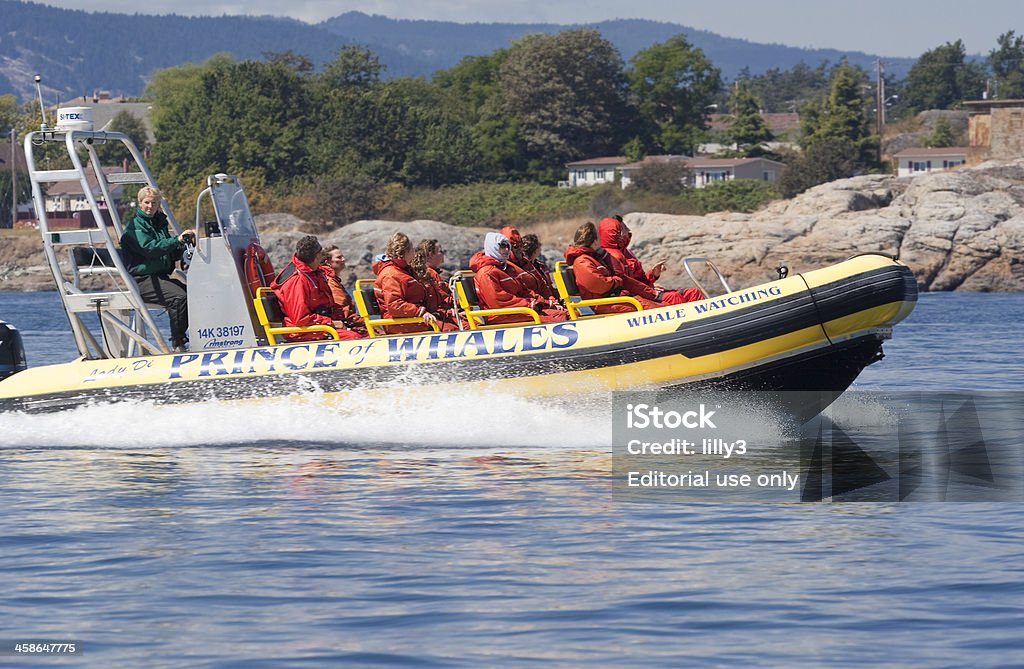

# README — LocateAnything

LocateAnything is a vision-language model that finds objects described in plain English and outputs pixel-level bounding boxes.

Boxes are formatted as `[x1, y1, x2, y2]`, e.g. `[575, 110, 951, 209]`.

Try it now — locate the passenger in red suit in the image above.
[499, 226, 554, 300]
[374, 232, 458, 334]
[319, 244, 367, 337]
[470, 232, 566, 325]
[271, 236, 362, 341]
[598, 215, 704, 304]
[416, 238, 455, 317]
[565, 222, 664, 314]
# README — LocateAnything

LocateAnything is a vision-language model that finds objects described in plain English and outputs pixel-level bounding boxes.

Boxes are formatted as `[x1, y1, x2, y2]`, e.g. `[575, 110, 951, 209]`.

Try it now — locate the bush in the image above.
[294, 174, 387, 227]
[686, 179, 780, 213]
[626, 160, 692, 195]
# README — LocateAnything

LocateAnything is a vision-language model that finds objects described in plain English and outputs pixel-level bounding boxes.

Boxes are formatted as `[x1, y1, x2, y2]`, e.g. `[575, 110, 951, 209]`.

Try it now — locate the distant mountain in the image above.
[0, 1, 914, 103]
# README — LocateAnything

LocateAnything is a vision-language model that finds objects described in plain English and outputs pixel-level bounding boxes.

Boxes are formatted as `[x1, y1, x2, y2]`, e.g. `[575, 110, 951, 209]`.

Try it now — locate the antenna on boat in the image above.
[33, 74, 49, 131]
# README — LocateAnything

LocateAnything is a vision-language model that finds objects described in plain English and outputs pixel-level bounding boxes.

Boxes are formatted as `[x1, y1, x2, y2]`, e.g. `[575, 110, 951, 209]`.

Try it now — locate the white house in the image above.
[44, 167, 124, 214]
[893, 147, 967, 177]
[618, 155, 785, 190]
[563, 156, 627, 187]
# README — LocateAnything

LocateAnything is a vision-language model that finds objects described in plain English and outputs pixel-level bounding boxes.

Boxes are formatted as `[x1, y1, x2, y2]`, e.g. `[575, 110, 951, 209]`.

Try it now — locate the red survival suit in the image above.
[374, 256, 456, 334]
[271, 255, 362, 341]
[564, 244, 662, 315]
[469, 251, 566, 325]
[321, 265, 367, 336]
[499, 226, 556, 300]
[597, 217, 704, 304]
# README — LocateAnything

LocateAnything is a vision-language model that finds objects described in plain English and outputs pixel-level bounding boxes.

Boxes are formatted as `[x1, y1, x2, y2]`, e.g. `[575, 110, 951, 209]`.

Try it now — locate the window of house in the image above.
[911, 161, 928, 172]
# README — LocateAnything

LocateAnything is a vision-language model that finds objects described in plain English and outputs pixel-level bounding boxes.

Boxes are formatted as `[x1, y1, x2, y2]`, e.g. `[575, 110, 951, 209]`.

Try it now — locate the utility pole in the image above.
[875, 59, 886, 137]
[9, 127, 15, 229]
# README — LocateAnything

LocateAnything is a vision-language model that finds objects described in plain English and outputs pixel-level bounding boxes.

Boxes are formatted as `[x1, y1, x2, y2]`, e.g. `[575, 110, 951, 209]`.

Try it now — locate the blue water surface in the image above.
[0, 291, 1022, 668]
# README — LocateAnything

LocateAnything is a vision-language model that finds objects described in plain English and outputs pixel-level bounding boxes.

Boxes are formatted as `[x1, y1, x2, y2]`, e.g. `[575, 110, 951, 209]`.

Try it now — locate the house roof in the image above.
[566, 156, 627, 167]
[620, 155, 784, 171]
[892, 147, 968, 158]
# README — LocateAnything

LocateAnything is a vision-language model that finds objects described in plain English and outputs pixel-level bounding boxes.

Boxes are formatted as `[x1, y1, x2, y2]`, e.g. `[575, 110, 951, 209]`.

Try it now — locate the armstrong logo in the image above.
[693, 286, 783, 314]
[387, 322, 579, 362]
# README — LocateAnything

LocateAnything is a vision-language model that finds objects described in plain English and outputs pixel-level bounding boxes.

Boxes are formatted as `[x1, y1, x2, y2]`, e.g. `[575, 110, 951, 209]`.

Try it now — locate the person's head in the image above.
[137, 186, 162, 217]
[418, 238, 445, 269]
[484, 232, 512, 261]
[521, 233, 542, 262]
[573, 222, 599, 249]
[386, 232, 413, 262]
[321, 244, 346, 273]
[598, 216, 628, 250]
[499, 226, 523, 257]
[294, 235, 323, 266]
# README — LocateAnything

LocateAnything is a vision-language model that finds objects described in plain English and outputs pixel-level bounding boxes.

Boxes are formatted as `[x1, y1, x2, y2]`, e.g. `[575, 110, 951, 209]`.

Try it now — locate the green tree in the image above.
[0, 94, 19, 135]
[626, 159, 692, 195]
[629, 34, 723, 155]
[433, 51, 520, 180]
[989, 31, 1024, 99]
[0, 169, 31, 229]
[726, 81, 773, 155]
[149, 55, 313, 202]
[926, 116, 956, 147]
[903, 40, 986, 112]
[306, 46, 387, 180]
[371, 78, 480, 187]
[496, 29, 631, 182]
[94, 110, 150, 164]
[777, 137, 858, 198]
[802, 63, 876, 168]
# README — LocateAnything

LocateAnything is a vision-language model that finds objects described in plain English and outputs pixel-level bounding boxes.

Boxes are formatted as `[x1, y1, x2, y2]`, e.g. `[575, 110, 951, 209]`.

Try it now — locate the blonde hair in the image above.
[137, 186, 162, 202]
[386, 232, 411, 260]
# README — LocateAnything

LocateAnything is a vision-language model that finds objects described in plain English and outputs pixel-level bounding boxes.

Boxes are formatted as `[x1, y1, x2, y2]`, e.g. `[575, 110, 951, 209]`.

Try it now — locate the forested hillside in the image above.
[0, 1, 911, 101]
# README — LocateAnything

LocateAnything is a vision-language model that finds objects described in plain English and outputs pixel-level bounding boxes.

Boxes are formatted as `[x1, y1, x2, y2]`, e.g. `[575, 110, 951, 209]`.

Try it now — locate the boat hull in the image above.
[0, 254, 917, 414]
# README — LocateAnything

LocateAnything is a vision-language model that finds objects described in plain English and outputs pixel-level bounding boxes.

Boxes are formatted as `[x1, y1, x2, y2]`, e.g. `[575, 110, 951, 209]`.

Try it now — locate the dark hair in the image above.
[573, 222, 598, 247]
[320, 244, 339, 266]
[521, 233, 541, 258]
[295, 235, 322, 264]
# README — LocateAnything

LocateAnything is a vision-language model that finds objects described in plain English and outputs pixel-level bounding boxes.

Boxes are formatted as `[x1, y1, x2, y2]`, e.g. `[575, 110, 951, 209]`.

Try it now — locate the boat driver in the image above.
[119, 186, 194, 352]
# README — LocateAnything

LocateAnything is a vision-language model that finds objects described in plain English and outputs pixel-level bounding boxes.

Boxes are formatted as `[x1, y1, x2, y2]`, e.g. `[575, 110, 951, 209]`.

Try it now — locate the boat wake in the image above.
[0, 388, 613, 451]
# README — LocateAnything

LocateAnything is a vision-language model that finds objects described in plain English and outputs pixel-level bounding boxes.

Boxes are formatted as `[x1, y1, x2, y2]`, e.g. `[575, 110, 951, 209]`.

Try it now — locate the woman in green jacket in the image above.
[120, 186, 194, 351]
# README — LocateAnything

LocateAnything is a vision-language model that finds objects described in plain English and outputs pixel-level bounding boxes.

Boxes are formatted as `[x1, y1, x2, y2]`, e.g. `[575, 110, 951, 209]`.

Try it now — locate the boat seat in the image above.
[253, 287, 341, 345]
[68, 246, 120, 289]
[553, 261, 642, 320]
[353, 280, 441, 338]
[452, 271, 541, 330]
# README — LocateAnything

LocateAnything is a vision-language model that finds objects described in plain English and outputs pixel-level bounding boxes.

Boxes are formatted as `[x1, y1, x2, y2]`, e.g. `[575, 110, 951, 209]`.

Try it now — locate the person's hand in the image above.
[421, 311, 439, 324]
[650, 262, 666, 280]
[179, 230, 196, 244]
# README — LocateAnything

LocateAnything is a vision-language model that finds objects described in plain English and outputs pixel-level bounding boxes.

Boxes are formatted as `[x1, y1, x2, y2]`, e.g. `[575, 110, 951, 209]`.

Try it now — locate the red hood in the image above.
[469, 250, 503, 272]
[374, 256, 413, 275]
[598, 217, 627, 251]
[292, 255, 319, 273]
[565, 245, 596, 265]
[320, 265, 338, 280]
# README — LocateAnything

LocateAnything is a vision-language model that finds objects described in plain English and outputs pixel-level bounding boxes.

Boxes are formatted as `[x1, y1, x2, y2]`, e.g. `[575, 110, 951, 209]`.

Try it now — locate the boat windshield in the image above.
[209, 177, 258, 240]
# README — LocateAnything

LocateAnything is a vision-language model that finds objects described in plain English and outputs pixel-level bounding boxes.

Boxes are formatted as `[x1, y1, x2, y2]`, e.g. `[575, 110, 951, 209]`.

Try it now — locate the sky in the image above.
[51, 0, 1020, 58]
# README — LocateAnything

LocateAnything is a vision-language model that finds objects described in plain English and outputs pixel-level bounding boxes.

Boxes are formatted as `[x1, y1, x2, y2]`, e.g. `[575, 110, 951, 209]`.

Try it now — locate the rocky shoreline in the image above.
[2, 159, 1023, 293]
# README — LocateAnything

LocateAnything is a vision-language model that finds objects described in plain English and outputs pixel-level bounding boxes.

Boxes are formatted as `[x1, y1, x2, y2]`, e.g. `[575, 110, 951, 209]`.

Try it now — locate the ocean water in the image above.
[0, 291, 1022, 668]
